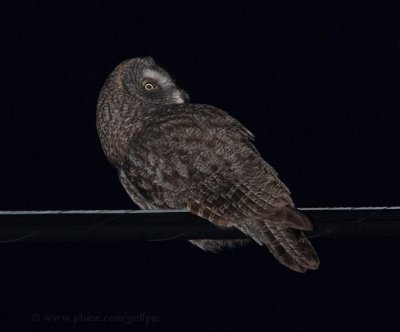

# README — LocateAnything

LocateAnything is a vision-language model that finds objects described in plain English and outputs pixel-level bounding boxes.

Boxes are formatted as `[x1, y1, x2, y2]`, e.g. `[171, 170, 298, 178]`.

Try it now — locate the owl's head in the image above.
[97, 57, 190, 164]
[111, 57, 189, 105]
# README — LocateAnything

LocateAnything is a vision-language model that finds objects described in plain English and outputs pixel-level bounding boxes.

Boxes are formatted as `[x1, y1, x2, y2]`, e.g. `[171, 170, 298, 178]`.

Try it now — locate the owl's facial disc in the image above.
[119, 57, 190, 104]
[139, 66, 189, 104]
[140, 68, 186, 104]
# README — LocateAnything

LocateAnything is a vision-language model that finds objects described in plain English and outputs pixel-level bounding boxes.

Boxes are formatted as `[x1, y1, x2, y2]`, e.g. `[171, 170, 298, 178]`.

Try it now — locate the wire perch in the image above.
[0, 207, 399, 242]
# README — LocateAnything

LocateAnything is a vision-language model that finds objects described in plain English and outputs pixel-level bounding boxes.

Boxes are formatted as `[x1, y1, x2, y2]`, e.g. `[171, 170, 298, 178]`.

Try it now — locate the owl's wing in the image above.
[185, 162, 319, 273]
[122, 104, 319, 272]
[119, 169, 158, 209]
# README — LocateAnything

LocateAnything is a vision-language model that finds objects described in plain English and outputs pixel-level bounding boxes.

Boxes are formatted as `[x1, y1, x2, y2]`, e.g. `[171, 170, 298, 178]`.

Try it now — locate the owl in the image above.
[96, 57, 319, 272]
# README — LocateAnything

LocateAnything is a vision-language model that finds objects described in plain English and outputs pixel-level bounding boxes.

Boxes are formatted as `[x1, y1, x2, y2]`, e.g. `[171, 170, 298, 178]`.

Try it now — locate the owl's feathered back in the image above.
[96, 57, 319, 272]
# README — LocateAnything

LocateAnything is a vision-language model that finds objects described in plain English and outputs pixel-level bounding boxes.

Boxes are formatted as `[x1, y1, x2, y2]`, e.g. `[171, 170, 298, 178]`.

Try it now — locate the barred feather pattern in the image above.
[96, 57, 319, 272]
[116, 104, 319, 272]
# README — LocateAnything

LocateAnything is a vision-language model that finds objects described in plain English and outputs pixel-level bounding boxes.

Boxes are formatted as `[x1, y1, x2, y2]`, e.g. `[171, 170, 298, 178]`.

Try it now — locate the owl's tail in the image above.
[237, 219, 319, 273]
[190, 209, 319, 273]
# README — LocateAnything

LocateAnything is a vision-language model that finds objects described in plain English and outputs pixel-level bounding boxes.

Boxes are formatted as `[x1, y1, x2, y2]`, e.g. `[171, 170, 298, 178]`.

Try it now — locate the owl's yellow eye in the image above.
[144, 83, 155, 90]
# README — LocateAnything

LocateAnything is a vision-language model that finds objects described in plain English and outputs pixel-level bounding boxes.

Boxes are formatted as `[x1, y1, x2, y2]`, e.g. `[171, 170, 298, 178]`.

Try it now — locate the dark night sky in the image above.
[1, 1, 400, 330]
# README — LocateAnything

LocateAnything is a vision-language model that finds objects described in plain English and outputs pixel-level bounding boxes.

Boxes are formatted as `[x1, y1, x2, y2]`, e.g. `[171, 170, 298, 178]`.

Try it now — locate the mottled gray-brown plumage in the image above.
[96, 57, 319, 272]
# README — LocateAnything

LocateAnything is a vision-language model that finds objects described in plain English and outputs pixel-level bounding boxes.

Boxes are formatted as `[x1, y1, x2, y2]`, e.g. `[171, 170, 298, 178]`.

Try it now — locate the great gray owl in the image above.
[96, 57, 319, 272]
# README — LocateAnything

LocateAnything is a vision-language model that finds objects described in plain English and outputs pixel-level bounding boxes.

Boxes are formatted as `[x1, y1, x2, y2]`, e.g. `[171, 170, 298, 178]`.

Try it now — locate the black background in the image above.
[1, 1, 400, 330]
